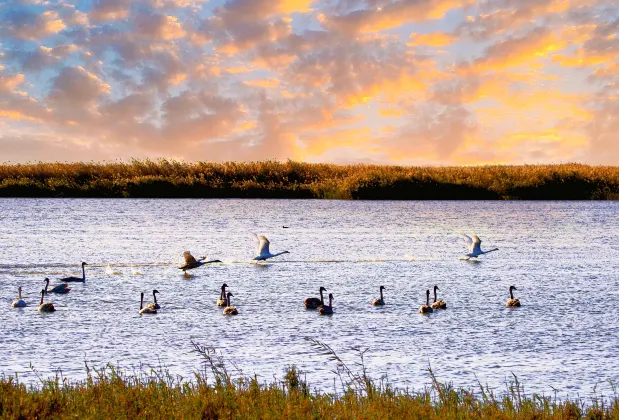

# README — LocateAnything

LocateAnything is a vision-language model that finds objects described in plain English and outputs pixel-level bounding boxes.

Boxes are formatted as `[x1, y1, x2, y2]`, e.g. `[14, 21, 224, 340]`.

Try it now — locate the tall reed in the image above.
[1, 160, 619, 199]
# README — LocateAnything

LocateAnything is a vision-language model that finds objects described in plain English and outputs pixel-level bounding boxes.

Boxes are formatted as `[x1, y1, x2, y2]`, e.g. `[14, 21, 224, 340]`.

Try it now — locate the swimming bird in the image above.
[139, 292, 157, 315]
[149, 289, 160, 309]
[60, 262, 88, 282]
[37, 289, 55, 313]
[223, 292, 238, 315]
[251, 233, 290, 261]
[44, 278, 71, 294]
[11, 287, 26, 308]
[506, 286, 521, 307]
[460, 234, 498, 259]
[217, 283, 229, 306]
[179, 251, 221, 274]
[304, 286, 326, 309]
[431, 285, 446, 309]
[372, 286, 386, 306]
[418, 290, 433, 314]
[319, 293, 334, 315]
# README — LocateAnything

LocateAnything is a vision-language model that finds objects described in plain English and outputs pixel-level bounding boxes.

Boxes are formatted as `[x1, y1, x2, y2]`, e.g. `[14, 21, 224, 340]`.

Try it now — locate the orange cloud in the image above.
[243, 78, 280, 88]
[407, 31, 456, 47]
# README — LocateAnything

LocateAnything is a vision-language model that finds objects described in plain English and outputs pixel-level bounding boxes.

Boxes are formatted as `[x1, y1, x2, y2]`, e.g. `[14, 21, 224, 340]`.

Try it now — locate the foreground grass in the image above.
[0, 343, 617, 419]
[1, 160, 619, 199]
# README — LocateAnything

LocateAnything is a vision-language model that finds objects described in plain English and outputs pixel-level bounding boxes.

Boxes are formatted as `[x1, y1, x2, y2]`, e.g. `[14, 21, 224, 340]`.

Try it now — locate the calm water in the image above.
[1, 199, 618, 397]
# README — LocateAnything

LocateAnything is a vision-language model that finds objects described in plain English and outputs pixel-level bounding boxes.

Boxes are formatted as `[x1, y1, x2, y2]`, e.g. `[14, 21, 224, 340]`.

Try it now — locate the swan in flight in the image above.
[60, 262, 88, 282]
[12, 287, 26, 308]
[250, 233, 289, 262]
[179, 251, 221, 274]
[37, 289, 55, 313]
[460, 234, 498, 259]
[44, 278, 71, 294]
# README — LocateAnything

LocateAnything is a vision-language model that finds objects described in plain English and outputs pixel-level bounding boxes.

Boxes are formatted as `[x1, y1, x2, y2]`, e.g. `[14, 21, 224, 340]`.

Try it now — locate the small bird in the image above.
[37, 289, 55, 313]
[250, 233, 290, 262]
[60, 262, 88, 282]
[418, 290, 433, 314]
[223, 292, 238, 315]
[431, 285, 446, 309]
[506, 286, 521, 307]
[304, 286, 327, 309]
[460, 234, 498, 259]
[11, 286, 27, 308]
[139, 292, 157, 314]
[179, 251, 221, 275]
[319, 293, 334, 315]
[282, 226, 289, 228]
[372, 286, 386, 306]
[217, 283, 228, 306]
[44, 278, 71, 294]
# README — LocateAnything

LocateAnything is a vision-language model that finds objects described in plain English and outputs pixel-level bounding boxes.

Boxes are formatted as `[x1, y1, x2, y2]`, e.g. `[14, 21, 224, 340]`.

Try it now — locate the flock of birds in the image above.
[9, 232, 520, 315]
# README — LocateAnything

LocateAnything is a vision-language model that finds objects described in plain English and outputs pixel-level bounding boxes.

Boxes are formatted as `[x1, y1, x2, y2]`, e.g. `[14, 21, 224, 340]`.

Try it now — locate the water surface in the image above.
[1, 199, 618, 397]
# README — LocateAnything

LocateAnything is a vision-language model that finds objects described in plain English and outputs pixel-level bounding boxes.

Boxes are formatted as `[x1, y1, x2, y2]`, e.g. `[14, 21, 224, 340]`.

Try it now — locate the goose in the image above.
[319, 293, 334, 315]
[60, 262, 88, 282]
[37, 289, 55, 312]
[460, 234, 498, 259]
[418, 290, 433, 314]
[149, 289, 160, 309]
[179, 251, 221, 274]
[139, 292, 157, 314]
[44, 278, 71, 294]
[11, 287, 26, 308]
[506, 286, 521, 307]
[431, 285, 446, 309]
[304, 286, 327, 309]
[217, 283, 229, 306]
[251, 233, 290, 262]
[372, 286, 386, 306]
[223, 292, 238, 315]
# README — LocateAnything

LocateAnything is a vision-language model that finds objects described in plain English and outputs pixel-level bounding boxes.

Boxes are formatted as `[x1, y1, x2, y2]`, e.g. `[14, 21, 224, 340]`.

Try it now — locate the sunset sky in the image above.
[0, 0, 618, 165]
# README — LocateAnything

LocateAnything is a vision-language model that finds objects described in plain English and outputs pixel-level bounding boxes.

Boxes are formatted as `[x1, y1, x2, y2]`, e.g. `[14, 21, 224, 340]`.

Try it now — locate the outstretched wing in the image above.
[471, 234, 482, 253]
[460, 233, 474, 252]
[257, 235, 270, 256]
[184, 251, 198, 264]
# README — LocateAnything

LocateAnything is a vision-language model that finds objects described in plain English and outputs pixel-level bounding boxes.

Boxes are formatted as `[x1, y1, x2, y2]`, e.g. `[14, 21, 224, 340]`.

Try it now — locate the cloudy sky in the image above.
[0, 0, 618, 165]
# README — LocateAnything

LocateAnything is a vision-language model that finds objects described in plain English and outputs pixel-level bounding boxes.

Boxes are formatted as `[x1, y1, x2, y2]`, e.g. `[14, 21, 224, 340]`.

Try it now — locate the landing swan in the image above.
[179, 251, 221, 274]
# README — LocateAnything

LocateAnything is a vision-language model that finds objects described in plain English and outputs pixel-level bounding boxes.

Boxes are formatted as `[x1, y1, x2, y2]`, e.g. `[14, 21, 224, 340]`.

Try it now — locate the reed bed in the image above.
[1, 160, 619, 199]
[0, 341, 617, 419]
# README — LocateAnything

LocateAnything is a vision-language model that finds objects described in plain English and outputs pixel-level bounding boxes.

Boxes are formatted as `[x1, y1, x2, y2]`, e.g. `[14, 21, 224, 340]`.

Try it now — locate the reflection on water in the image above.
[0, 198, 618, 396]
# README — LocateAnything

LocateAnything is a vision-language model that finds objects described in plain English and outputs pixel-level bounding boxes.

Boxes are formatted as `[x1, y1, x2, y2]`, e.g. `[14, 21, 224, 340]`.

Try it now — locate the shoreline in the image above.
[1, 160, 619, 199]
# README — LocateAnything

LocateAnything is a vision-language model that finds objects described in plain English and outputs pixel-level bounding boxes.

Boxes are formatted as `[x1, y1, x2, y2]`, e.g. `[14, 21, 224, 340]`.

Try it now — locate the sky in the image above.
[0, 0, 618, 165]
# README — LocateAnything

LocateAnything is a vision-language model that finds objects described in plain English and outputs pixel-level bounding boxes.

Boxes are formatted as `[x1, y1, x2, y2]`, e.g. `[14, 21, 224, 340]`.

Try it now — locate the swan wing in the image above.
[471, 234, 482, 253]
[460, 233, 474, 252]
[184, 251, 198, 265]
[257, 235, 270, 256]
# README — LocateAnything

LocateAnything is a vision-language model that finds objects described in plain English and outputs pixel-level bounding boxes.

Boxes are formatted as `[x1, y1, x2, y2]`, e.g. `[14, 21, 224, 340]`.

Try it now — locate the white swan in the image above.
[460, 234, 498, 259]
[44, 278, 71, 294]
[12, 287, 26, 308]
[179, 251, 221, 274]
[250, 233, 290, 262]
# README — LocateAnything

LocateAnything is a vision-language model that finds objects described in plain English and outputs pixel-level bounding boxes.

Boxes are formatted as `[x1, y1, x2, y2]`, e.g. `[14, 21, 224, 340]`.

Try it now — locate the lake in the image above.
[1, 199, 618, 397]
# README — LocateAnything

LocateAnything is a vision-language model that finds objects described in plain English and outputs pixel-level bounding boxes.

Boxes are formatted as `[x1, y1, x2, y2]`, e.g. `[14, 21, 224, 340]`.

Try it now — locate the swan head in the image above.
[40, 288, 45, 297]
[426, 289, 430, 297]
[153, 289, 159, 295]
[319, 286, 327, 292]
[328, 293, 333, 300]
[282, 251, 290, 254]
[379, 285, 385, 291]
[44, 278, 50, 285]
[82, 262, 88, 266]
[509, 285, 517, 292]
[227, 292, 234, 298]
[434, 285, 440, 292]
[221, 283, 228, 289]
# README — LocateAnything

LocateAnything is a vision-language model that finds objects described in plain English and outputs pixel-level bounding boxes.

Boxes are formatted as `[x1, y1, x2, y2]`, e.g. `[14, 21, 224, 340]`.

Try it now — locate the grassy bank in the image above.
[1, 160, 619, 199]
[0, 342, 617, 419]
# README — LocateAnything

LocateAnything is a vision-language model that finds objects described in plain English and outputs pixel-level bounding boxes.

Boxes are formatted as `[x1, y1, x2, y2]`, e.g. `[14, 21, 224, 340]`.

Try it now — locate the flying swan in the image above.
[250, 233, 290, 262]
[460, 234, 498, 259]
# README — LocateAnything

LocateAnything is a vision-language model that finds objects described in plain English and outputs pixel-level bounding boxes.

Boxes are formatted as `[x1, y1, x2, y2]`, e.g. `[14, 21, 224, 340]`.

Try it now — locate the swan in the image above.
[11, 287, 26, 308]
[179, 251, 221, 274]
[319, 293, 334, 315]
[105, 264, 121, 275]
[418, 290, 433, 314]
[37, 289, 55, 312]
[304, 286, 326, 309]
[223, 292, 238, 315]
[60, 262, 88, 282]
[506, 286, 521, 307]
[149, 289, 160, 309]
[44, 278, 71, 294]
[372, 286, 386, 306]
[431, 285, 446, 309]
[460, 234, 498, 259]
[139, 292, 157, 314]
[217, 283, 229, 306]
[250, 233, 289, 262]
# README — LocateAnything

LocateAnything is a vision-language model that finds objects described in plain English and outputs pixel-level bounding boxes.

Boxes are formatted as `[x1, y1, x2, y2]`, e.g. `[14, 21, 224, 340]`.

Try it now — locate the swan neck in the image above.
[153, 292, 158, 304]
[40, 291, 44, 305]
[380, 288, 384, 300]
[82, 264, 86, 281]
[328, 295, 332, 307]
[509, 289, 514, 299]
[426, 292, 430, 306]
[319, 289, 324, 304]
[140, 294, 144, 310]
[433, 288, 437, 302]
[18, 288, 22, 300]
